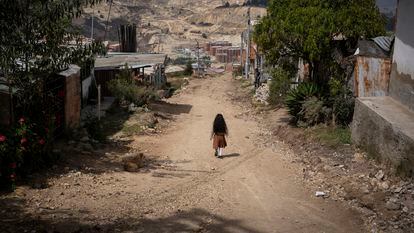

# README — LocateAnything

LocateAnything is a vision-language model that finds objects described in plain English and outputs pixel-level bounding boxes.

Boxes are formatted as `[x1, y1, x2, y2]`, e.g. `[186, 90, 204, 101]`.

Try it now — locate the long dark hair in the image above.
[213, 114, 228, 135]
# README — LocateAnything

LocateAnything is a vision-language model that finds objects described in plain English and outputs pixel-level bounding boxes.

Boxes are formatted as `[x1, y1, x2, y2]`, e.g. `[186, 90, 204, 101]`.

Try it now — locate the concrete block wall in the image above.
[352, 97, 414, 176]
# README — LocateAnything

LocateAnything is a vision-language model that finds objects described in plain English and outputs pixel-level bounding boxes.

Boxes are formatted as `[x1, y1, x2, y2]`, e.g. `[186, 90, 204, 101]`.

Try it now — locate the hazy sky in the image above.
[376, 0, 397, 13]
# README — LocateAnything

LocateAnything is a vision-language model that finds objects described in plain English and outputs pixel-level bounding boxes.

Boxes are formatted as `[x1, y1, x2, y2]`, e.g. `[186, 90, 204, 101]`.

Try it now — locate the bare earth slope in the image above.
[76, 0, 266, 53]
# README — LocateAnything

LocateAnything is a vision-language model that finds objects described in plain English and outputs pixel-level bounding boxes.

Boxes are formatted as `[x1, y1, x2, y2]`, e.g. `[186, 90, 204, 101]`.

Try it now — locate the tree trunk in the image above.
[5, 72, 14, 125]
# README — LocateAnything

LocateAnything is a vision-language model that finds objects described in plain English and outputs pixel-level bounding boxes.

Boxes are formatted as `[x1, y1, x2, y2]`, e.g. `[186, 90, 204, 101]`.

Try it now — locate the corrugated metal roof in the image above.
[95, 53, 167, 69]
[372, 35, 394, 52]
[355, 40, 390, 58]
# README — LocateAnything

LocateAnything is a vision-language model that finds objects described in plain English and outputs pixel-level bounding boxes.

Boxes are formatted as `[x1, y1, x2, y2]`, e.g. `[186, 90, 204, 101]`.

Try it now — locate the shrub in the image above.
[332, 95, 355, 126]
[285, 82, 320, 123]
[184, 60, 193, 76]
[285, 80, 355, 127]
[109, 80, 151, 106]
[173, 57, 193, 65]
[232, 65, 243, 77]
[268, 67, 292, 105]
[84, 115, 106, 142]
[328, 78, 355, 126]
[298, 97, 331, 127]
[108, 65, 157, 106]
[0, 117, 54, 190]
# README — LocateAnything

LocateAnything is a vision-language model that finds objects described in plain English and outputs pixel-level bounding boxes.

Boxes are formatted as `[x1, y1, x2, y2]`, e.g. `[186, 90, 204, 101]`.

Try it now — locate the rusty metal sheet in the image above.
[354, 56, 391, 97]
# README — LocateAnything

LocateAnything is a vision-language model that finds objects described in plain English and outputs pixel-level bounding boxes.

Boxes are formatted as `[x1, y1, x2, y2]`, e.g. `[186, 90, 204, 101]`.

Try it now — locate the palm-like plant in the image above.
[285, 82, 320, 122]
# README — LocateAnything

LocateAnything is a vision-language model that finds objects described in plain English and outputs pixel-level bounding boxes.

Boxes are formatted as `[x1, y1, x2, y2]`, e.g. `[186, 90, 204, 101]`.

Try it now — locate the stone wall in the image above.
[59, 65, 81, 129]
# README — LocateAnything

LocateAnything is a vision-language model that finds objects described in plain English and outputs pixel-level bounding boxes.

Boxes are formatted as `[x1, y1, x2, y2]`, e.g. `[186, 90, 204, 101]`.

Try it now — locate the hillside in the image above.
[75, 0, 266, 55]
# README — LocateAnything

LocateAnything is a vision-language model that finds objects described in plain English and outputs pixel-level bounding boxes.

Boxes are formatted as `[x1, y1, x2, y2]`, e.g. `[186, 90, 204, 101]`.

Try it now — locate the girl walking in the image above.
[211, 114, 228, 158]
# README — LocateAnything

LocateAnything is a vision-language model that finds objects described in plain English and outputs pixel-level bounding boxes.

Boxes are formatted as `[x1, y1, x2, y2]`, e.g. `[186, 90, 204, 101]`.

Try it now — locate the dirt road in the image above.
[131, 73, 365, 233]
[1, 73, 365, 233]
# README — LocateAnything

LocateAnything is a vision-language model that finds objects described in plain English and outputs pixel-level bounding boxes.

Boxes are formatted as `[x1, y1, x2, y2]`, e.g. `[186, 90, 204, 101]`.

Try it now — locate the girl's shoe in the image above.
[214, 150, 218, 157]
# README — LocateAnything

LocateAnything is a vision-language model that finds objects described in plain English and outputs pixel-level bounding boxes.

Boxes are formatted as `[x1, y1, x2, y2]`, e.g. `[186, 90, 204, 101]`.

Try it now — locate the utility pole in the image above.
[196, 40, 201, 77]
[240, 31, 244, 77]
[245, 7, 251, 80]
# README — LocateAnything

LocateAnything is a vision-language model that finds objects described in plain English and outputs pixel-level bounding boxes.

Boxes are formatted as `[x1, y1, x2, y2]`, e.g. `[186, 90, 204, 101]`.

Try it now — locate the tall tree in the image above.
[254, 0, 385, 81]
[0, 0, 105, 122]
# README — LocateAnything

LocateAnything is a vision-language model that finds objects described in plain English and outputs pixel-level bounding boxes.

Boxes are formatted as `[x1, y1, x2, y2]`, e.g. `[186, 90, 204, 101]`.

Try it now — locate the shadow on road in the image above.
[0, 195, 264, 233]
[220, 153, 241, 159]
[149, 100, 192, 115]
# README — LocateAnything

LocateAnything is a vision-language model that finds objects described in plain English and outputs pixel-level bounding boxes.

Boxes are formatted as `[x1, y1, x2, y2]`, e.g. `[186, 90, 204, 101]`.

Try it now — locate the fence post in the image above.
[97, 85, 101, 121]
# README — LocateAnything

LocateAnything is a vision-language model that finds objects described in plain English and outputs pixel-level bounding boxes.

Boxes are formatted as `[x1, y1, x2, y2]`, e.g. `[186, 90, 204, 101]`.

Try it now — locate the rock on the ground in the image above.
[123, 153, 145, 172]
[380, 181, 390, 191]
[139, 113, 159, 127]
[375, 170, 385, 181]
[394, 187, 403, 193]
[360, 186, 371, 194]
[386, 198, 401, 210]
[80, 136, 90, 142]
[254, 83, 269, 105]
[128, 103, 138, 113]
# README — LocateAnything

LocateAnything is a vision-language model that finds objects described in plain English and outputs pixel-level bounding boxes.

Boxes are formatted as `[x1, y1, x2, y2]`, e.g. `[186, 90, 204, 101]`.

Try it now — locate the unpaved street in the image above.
[1, 74, 364, 233]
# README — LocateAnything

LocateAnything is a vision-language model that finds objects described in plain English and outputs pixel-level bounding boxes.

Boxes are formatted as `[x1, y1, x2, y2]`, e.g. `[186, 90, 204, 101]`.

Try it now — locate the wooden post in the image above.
[97, 85, 101, 121]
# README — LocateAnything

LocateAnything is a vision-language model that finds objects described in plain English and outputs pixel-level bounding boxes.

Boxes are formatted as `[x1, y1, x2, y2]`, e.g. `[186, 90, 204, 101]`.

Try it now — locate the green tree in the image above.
[0, 0, 105, 123]
[253, 0, 385, 83]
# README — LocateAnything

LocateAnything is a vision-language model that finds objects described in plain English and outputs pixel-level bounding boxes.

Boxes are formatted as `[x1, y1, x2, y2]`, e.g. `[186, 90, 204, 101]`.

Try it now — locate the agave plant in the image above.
[285, 82, 321, 122]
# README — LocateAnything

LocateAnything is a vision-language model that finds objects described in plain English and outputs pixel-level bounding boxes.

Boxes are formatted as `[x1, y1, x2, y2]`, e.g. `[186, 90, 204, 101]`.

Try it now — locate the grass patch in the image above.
[240, 79, 252, 89]
[308, 125, 352, 148]
[122, 124, 143, 136]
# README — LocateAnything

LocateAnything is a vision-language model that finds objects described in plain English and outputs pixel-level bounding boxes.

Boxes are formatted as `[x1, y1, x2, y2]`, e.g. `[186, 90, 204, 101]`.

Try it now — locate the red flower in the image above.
[20, 138, 28, 145]
[39, 139, 46, 145]
[9, 163, 16, 169]
[19, 117, 25, 125]
[0, 134, 6, 142]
